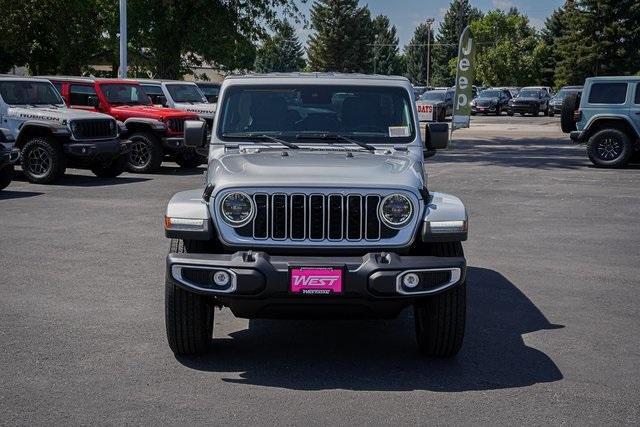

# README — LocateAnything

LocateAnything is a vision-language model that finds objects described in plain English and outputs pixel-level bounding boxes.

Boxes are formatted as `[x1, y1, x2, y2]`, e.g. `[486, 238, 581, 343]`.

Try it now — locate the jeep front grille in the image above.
[167, 118, 186, 133]
[71, 119, 116, 140]
[231, 192, 405, 243]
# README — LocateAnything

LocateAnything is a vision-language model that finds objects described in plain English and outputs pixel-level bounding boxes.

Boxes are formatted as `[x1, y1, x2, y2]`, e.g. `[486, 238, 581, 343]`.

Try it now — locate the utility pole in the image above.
[119, 0, 127, 78]
[425, 18, 434, 87]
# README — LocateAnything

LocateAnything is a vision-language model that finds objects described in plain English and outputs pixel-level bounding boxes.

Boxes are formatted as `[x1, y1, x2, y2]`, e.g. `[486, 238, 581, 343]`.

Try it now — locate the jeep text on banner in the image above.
[452, 26, 476, 131]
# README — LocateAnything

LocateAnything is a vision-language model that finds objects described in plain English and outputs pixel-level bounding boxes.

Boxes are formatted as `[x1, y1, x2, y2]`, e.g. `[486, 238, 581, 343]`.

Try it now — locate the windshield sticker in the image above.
[388, 126, 410, 137]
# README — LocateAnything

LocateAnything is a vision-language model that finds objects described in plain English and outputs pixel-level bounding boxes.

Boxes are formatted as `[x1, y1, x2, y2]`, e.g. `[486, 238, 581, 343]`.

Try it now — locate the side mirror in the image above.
[184, 120, 207, 148]
[426, 122, 449, 150]
[158, 95, 168, 107]
[87, 95, 100, 108]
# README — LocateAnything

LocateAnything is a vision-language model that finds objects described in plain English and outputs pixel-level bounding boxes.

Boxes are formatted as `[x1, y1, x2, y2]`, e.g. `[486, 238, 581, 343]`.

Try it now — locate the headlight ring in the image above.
[378, 194, 413, 229]
[220, 192, 255, 227]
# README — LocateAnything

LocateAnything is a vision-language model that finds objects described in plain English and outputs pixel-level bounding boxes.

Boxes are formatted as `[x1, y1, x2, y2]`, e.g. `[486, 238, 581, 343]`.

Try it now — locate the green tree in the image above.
[431, 0, 483, 87]
[254, 20, 306, 72]
[554, 0, 640, 86]
[470, 10, 543, 86]
[307, 0, 373, 73]
[404, 23, 434, 85]
[371, 15, 402, 75]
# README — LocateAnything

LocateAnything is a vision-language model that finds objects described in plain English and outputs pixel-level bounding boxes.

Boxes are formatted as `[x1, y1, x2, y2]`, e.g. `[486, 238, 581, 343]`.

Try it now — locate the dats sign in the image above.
[452, 26, 476, 131]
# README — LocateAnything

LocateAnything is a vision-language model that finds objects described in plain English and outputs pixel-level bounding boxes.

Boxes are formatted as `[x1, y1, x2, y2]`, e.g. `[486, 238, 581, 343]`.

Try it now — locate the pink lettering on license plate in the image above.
[290, 267, 343, 295]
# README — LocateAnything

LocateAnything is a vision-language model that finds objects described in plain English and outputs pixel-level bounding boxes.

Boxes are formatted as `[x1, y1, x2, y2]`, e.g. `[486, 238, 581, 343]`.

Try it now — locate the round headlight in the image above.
[220, 192, 254, 227]
[378, 194, 413, 228]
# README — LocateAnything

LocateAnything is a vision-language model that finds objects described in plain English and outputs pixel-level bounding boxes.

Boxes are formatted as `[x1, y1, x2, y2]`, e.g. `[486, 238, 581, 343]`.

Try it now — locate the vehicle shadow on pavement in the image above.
[435, 137, 590, 170]
[178, 267, 564, 391]
[0, 190, 43, 200]
[151, 166, 206, 176]
[13, 171, 150, 187]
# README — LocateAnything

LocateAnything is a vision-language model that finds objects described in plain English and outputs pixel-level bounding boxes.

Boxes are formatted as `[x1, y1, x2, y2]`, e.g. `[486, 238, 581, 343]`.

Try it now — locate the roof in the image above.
[0, 75, 53, 84]
[225, 72, 409, 83]
[37, 76, 142, 85]
[134, 78, 199, 86]
[584, 76, 640, 82]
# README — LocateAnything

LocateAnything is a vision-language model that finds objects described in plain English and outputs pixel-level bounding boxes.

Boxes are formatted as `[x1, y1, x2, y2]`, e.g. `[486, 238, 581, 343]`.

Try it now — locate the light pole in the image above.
[425, 18, 434, 87]
[119, 0, 127, 78]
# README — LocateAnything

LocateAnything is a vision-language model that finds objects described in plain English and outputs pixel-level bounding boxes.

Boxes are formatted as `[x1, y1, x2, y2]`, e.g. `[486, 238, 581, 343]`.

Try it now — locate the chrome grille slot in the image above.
[253, 194, 269, 239]
[271, 194, 287, 240]
[327, 195, 343, 240]
[309, 194, 325, 240]
[346, 195, 362, 240]
[365, 195, 381, 240]
[290, 194, 306, 240]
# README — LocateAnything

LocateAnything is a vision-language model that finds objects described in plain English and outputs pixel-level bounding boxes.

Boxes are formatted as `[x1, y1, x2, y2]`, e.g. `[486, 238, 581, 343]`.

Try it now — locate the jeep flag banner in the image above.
[452, 26, 476, 131]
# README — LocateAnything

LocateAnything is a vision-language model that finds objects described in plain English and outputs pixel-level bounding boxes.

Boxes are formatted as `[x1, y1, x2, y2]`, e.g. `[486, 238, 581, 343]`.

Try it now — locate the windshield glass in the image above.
[101, 84, 151, 105]
[479, 90, 501, 98]
[198, 84, 220, 97]
[518, 90, 541, 98]
[218, 85, 415, 144]
[166, 84, 206, 103]
[419, 91, 445, 101]
[0, 81, 64, 105]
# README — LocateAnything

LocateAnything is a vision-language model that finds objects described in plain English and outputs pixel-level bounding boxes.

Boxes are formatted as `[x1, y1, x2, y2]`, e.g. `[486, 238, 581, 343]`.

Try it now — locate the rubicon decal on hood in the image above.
[16, 112, 62, 122]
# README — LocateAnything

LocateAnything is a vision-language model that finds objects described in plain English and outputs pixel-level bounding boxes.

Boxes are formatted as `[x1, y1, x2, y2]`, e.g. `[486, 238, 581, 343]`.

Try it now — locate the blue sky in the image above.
[294, 0, 565, 49]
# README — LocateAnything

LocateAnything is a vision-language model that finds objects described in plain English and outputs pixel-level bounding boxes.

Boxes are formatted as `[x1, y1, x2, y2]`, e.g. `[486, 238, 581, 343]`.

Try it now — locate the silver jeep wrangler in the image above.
[163, 73, 468, 357]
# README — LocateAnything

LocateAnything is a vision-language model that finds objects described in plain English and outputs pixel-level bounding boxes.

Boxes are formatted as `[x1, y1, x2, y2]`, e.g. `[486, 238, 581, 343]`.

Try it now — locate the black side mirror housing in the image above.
[422, 122, 449, 158]
[158, 95, 168, 107]
[87, 95, 100, 108]
[184, 120, 207, 149]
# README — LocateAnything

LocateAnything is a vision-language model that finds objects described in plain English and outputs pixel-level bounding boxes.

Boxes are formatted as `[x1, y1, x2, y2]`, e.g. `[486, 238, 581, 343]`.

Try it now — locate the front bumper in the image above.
[510, 104, 540, 114]
[161, 137, 185, 150]
[64, 138, 130, 158]
[570, 130, 584, 143]
[472, 104, 496, 113]
[166, 250, 466, 318]
[0, 148, 20, 166]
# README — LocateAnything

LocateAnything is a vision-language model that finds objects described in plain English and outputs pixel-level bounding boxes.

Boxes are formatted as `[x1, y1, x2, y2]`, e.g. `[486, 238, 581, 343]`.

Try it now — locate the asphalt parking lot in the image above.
[1, 115, 639, 424]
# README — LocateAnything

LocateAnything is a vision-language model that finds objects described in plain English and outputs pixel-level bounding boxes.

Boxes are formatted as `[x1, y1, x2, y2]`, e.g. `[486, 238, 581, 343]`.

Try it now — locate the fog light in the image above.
[402, 273, 420, 288]
[213, 271, 231, 287]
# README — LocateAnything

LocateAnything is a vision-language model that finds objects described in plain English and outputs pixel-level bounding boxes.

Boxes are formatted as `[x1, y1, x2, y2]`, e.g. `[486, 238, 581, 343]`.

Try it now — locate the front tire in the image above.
[175, 149, 204, 169]
[126, 132, 163, 173]
[21, 136, 66, 184]
[587, 128, 633, 168]
[413, 241, 466, 358]
[165, 239, 215, 356]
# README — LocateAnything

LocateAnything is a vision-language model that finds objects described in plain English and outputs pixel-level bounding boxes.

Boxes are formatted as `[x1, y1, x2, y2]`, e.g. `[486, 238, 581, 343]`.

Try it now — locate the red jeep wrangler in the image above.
[45, 77, 203, 173]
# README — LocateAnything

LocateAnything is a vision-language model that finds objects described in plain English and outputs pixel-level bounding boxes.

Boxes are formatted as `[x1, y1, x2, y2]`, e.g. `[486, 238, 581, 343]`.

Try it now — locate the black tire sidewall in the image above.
[91, 155, 127, 178]
[587, 128, 633, 168]
[21, 137, 66, 184]
[126, 132, 163, 173]
[0, 164, 13, 190]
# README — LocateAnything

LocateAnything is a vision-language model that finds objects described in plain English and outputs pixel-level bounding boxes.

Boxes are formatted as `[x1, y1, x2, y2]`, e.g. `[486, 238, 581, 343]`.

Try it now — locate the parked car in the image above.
[195, 82, 221, 104]
[412, 85, 428, 99]
[549, 85, 583, 115]
[163, 73, 468, 358]
[416, 88, 454, 122]
[507, 88, 551, 116]
[562, 76, 639, 168]
[0, 76, 129, 183]
[135, 79, 216, 130]
[0, 129, 20, 190]
[523, 86, 554, 97]
[44, 77, 202, 171]
[471, 88, 512, 115]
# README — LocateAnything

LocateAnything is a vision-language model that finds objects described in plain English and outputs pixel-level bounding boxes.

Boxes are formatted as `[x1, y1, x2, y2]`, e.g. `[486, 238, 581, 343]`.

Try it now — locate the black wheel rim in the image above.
[130, 139, 151, 168]
[26, 146, 52, 178]
[597, 137, 623, 160]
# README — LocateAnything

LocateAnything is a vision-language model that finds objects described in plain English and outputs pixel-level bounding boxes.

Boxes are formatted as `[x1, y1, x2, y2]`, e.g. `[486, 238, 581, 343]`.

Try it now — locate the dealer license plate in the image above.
[290, 267, 343, 295]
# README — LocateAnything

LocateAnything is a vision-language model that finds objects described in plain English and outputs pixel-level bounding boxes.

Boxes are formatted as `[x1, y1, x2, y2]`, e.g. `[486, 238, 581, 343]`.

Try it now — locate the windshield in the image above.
[101, 84, 151, 105]
[518, 90, 541, 98]
[166, 84, 206, 103]
[197, 84, 220, 97]
[218, 85, 415, 144]
[0, 81, 64, 105]
[419, 91, 445, 101]
[479, 90, 501, 98]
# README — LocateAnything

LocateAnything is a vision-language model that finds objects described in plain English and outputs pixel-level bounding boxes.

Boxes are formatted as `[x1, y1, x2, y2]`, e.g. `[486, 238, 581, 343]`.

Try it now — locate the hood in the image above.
[7, 106, 114, 123]
[477, 97, 498, 104]
[514, 97, 540, 103]
[109, 105, 198, 121]
[416, 100, 444, 107]
[210, 149, 424, 194]
[173, 102, 216, 119]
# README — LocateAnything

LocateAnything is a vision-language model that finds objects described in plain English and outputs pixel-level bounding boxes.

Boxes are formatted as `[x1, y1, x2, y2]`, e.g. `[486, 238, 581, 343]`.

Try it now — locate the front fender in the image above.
[16, 121, 70, 146]
[164, 189, 213, 241]
[421, 192, 468, 242]
[123, 117, 166, 132]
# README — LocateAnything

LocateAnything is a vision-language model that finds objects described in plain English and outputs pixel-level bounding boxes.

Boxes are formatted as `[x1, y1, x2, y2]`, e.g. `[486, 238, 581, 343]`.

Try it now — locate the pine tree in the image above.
[254, 20, 305, 72]
[431, 0, 483, 87]
[404, 23, 434, 85]
[371, 15, 402, 75]
[539, 6, 565, 87]
[307, 0, 373, 73]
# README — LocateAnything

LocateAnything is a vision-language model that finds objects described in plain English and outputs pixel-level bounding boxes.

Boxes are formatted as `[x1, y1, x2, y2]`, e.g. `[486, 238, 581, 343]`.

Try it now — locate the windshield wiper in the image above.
[296, 133, 375, 152]
[222, 132, 299, 149]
